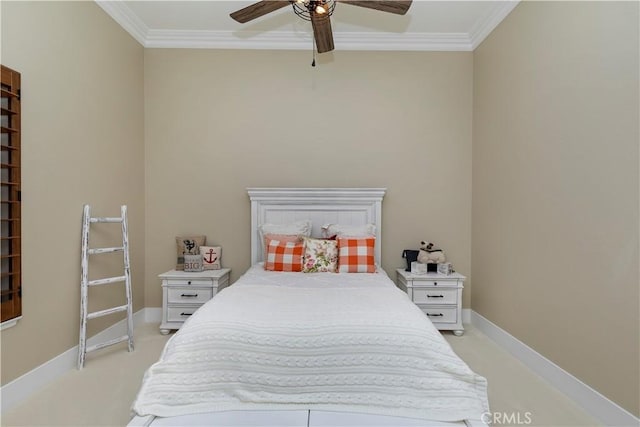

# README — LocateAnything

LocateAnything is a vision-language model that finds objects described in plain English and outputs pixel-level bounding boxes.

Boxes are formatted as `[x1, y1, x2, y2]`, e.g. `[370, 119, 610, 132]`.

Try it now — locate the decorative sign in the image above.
[176, 235, 206, 270]
[200, 246, 221, 270]
[184, 254, 203, 272]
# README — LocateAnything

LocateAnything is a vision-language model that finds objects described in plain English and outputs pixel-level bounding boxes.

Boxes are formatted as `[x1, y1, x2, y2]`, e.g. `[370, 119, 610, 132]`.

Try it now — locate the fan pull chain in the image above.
[311, 37, 316, 67]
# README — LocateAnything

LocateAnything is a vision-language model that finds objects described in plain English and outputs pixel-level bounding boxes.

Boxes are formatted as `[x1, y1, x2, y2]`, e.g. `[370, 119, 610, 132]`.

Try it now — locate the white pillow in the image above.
[258, 220, 312, 255]
[322, 223, 376, 238]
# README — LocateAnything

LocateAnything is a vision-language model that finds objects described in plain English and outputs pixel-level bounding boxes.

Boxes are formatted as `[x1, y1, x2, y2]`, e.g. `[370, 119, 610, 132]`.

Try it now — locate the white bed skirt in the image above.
[129, 410, 487, 426]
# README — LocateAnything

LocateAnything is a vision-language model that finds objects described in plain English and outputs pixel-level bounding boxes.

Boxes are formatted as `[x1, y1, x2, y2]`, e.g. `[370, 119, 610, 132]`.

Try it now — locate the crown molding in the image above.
[469, 0, 520, 50]
[145, 29, 310, 50]
[337, 31, 472, 51]
[95, 0, 149, 46]
[145, 29, 474, 51]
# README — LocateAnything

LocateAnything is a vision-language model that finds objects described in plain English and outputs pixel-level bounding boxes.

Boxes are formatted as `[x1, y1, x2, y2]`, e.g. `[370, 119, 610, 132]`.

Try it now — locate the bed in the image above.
[129, 188, 489, 427]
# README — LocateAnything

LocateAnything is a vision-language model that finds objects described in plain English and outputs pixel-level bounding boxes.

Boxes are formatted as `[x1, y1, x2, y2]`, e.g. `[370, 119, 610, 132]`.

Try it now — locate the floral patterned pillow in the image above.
[302, 237, 338, 273]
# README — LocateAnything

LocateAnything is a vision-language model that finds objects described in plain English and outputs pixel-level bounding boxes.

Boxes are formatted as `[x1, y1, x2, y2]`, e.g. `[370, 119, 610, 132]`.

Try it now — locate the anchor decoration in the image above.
[200, 246, 221, 270]
[203, 249, 217, 264]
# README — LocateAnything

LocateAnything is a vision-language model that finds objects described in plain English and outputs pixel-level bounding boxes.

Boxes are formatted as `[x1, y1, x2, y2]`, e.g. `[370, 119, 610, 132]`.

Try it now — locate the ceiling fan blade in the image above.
[311, 11, 334, 53]
[338, 0, 412, 15]
[230, 1, 290, 23]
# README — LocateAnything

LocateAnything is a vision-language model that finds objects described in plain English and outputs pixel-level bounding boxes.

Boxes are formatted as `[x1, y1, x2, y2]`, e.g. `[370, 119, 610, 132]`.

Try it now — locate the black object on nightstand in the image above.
[402, 250, 419, 271]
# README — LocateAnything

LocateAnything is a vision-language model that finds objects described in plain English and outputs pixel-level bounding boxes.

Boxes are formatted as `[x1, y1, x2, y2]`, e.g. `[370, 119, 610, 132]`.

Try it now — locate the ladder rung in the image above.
[85, 335, 129, 353]
[87, 304, 128, 320]
[90, 217, 122, 223]
[88, 247, 124, 255]
[88, 276, 126, 286]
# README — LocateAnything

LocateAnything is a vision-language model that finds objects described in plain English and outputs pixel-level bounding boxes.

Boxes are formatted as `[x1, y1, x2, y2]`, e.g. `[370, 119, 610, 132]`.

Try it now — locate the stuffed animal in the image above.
[417, 241, 446, 264]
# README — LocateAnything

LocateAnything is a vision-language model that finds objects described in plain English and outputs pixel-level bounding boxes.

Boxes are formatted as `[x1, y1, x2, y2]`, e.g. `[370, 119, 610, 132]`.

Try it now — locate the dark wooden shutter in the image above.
[1, 65, 22, 323]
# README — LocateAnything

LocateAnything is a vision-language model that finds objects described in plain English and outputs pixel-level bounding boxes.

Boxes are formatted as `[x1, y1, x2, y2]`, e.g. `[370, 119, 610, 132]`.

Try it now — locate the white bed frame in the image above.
[129, 188, 485, 427]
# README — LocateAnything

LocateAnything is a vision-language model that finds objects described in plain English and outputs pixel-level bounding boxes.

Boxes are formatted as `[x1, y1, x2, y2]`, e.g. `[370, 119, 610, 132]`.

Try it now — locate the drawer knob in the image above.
[427, 295, 444, 298]
[187, 281, 192, 285]
[181, 293, 198, 298]
[434, 282, 438, 286]
[427, 313, 443, 317]
[180, 312, 193, 317]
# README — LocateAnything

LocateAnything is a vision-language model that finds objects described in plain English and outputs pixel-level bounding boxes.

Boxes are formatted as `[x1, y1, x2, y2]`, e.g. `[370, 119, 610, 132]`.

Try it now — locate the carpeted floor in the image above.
[1, 323, 600, 426]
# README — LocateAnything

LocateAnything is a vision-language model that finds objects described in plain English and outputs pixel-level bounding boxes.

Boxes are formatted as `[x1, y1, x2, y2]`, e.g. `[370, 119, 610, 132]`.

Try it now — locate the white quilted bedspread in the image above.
[132, 266, 489, 422]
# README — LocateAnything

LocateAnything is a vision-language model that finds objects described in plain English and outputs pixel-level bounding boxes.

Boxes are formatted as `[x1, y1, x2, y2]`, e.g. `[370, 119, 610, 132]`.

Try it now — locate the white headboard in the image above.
[248, 188, 386, 265]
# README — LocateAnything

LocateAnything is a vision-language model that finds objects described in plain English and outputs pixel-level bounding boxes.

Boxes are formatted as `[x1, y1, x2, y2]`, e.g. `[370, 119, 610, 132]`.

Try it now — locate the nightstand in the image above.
[396, 268, 465, 336]
[159, 268, 230, 334]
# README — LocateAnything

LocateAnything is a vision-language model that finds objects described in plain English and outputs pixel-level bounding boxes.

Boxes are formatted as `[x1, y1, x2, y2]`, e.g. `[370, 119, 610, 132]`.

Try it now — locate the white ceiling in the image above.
[96, 0, 519, 51]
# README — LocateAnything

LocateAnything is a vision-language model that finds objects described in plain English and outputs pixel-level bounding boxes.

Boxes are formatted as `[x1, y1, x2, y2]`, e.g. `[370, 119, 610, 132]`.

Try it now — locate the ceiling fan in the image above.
[230, 0, 413, 54]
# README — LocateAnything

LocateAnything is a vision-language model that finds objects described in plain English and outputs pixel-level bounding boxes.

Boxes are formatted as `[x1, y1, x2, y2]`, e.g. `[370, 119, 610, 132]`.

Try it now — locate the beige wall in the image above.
[472, 1, 639, 416]
[4, 0, 636, 417]
[144, 50, 473, 307]
[0, 2, 145, 384]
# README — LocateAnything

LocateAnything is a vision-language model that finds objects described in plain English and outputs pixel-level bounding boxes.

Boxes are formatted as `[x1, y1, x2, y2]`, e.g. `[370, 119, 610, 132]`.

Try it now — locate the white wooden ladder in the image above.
[78, 204, 134, 369]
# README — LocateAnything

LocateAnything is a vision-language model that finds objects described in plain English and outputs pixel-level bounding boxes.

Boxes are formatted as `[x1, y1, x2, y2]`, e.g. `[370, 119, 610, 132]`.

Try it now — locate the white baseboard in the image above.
[143, 307, 162, 323]
[0, 307, 158, 414]
[462, 308, 471, 325]
[470, 311, 639, 427]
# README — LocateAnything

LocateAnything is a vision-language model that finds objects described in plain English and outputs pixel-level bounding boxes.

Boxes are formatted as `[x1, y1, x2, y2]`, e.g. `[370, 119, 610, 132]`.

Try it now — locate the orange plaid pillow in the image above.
[264, 233, 302, 262]
[264, 240, 304, 272]
[337, 237, 376, 273]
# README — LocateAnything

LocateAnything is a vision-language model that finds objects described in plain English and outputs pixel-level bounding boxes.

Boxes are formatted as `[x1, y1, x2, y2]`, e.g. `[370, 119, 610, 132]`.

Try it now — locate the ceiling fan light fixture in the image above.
[292, 0, 335, 21]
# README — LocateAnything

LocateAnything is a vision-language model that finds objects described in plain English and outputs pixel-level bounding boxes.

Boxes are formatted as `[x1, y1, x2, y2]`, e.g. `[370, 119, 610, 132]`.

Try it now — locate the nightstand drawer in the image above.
[419, 306, 458, 324]
[167, 288, 213, 304]
[412, 288, 458, 305]
[167, 278, 211, 287]
[167, 306, 200, 322]
[419, 279, 459, 287]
